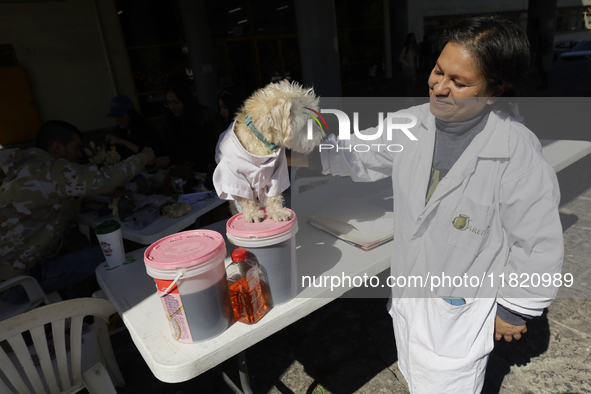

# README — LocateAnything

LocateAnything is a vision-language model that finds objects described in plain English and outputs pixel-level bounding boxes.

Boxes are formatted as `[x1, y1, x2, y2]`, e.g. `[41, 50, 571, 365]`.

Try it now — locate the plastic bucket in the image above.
[226, 208, 298, 306]
[144, 230, 232, 343]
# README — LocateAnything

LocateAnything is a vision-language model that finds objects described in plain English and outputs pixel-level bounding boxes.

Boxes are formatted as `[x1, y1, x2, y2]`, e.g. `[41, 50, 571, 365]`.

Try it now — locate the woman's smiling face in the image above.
[428, 42, 501, 122]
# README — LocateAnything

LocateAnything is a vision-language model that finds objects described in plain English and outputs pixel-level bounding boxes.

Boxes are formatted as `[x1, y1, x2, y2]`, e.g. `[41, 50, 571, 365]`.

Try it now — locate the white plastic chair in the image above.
[0, 298, 125, 393]
[0, 276, 62, 322]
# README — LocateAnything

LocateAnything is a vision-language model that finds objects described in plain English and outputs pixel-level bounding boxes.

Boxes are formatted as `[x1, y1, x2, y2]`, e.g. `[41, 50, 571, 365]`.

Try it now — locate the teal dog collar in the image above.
[245, 114, 277, 151]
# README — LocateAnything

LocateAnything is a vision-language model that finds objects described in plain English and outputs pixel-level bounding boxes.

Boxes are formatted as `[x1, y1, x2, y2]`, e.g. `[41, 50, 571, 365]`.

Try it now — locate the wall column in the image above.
[527, 0, 558, 74]
[294, 0, 342, 97]
[178, 0, 219, 110]
[389, 0, 409, 78]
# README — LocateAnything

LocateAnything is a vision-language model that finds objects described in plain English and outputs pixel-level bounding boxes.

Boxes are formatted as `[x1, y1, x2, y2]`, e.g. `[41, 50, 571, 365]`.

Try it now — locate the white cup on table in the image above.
[95, 220, 126, 266]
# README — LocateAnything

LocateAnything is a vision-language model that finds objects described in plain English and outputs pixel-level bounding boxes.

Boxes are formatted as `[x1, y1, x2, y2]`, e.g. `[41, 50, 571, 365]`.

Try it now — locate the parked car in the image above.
[553, 40, 580, 60]
[558, 40, 591, 61]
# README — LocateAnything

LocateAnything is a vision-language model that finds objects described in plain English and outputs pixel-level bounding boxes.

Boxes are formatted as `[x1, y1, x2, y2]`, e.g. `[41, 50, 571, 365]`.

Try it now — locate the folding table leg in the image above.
[221, 351, 254, 394]
[78, 223, 91, 242]
[237, 351, 253, 394]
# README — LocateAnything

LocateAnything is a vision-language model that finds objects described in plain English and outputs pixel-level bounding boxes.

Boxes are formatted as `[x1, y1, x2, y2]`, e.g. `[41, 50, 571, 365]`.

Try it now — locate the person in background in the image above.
[418, 34, 435, 77]
[159, 82, 221, 173]
[0, 120, 154, 303]
[366, 45, 386, 91]
[217, 87, 245, 131]
[399, 33, 419, 97]
[528, 17, 549, 89]
[105, 95, 164, 162]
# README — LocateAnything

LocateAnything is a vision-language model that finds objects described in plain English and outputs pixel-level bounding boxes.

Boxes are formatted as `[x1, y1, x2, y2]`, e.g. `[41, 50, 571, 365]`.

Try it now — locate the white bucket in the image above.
[226, 208, 298, 306]
[144, 230, 232, 343]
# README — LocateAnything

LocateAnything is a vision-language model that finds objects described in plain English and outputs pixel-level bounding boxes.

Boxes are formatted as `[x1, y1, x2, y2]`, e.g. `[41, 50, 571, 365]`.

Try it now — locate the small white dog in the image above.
[213, 80, 325, 222]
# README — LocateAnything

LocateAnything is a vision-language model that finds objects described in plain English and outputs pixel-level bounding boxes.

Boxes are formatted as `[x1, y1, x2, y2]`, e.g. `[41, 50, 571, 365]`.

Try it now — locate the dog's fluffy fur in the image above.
[229, 80, 325, 222]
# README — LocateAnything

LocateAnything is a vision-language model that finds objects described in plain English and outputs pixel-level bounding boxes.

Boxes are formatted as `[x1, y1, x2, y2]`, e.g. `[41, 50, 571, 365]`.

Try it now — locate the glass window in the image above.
[207, 0, 252, 38]
[344, 0, 383, 29]
[116, 0, 185, 47]
[336, 0, 385, 85]
[251, 0, 297, 36]
[127, 45, 191, 93]
[556, 6, 590, 33]
[216, 40, 259, 96]
[281, 38, 302, 84]
[257, 40, 282, 85]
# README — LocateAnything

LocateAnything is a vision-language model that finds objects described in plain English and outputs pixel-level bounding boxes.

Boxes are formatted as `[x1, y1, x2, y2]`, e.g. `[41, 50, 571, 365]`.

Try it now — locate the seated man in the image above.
[0, 120, 154, 303]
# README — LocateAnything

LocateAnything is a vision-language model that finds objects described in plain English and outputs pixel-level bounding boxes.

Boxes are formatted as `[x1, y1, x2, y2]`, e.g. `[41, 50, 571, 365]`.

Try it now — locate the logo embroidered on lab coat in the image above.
[452, 214, 490, 235]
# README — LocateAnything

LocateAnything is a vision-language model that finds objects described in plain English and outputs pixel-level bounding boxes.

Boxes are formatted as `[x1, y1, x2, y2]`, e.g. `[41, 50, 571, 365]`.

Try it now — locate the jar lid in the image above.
[226, 208, 298, 247]
[144, 230, 226, 271]
[95, 220, 121, 235]
[226, 207, 297, 239]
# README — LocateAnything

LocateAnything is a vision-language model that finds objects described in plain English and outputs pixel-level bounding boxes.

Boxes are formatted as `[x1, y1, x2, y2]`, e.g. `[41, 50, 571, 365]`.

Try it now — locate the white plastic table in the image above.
[77, 196, 225, 245]
[95, 176, 394, 384]
[95, 139, 591, 389]
[539, 139, 591, 173]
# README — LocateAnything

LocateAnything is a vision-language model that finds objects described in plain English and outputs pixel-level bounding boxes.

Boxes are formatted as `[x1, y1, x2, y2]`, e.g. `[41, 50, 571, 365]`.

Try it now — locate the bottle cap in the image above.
[231, 248, 247, 262]
[95, 219, 121, 235]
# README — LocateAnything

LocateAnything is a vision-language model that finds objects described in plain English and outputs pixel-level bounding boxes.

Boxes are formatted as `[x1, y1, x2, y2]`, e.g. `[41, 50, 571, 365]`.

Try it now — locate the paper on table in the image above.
[359, 188, 394, 211]
[308, 196, 394, 248]
[178, 191, 217, 204]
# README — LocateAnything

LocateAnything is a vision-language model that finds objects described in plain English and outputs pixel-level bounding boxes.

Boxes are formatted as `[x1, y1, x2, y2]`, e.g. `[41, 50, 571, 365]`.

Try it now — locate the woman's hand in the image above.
[140, 147, 155, 162]
[494, 315, 527, 342]
[154, 156, 171, 169]
[107, 134, 139, 153]
[106, 134, 123, 145]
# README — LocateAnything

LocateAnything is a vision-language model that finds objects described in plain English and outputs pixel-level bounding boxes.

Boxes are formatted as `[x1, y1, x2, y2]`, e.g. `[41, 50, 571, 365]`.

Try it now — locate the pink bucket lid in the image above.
[144, 230, 226, 270]
[226, 207, 297, 239]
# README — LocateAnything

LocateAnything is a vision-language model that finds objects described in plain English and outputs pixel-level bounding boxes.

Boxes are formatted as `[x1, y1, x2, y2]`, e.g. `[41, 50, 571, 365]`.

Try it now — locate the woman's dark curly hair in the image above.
[439, 14, 531, 97]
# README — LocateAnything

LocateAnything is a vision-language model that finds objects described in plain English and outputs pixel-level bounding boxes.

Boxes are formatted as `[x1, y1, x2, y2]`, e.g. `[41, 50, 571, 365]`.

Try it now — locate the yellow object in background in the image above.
[0, 66, 41, 145]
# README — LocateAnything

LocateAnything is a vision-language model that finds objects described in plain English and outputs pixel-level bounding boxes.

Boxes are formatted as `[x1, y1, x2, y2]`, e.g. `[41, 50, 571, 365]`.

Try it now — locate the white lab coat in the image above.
[213, 122, 290, 204]
[319, 103, 563, 393]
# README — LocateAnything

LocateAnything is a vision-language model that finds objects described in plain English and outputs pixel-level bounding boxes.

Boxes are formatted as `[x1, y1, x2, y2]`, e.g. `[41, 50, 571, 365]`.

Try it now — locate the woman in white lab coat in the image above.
[296, 15, 563, 393]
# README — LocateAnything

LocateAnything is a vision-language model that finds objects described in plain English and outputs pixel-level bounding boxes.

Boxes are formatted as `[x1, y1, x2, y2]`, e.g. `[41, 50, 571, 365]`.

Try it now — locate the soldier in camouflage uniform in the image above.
[0, 120, 154, 302]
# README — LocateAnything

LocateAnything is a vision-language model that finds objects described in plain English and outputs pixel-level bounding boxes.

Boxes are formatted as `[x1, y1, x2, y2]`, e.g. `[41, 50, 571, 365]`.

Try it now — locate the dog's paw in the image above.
[244, 208, 266, 223]
[269, 208, 292, 222]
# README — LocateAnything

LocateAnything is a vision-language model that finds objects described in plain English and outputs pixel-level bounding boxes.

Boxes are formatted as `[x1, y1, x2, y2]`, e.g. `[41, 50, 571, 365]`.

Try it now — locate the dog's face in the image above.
[289, 95, 325, 154]
[242, 80, 325, 154]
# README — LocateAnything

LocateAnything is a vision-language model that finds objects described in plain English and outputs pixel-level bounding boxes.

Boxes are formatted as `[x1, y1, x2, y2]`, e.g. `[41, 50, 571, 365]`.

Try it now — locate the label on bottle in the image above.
[246, 266, 260, 287]
[229, 265, 266, 324]
[155, 278, 193, 343]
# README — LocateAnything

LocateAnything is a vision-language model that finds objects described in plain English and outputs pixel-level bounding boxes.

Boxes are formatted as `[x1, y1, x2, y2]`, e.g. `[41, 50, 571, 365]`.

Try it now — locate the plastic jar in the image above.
[144, 230, 232, 343]
[226, 208, 298, 306]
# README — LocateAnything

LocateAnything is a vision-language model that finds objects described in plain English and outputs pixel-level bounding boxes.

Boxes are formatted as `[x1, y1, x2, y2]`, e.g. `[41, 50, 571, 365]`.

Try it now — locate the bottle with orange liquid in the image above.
[227, 248, 268, 324]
